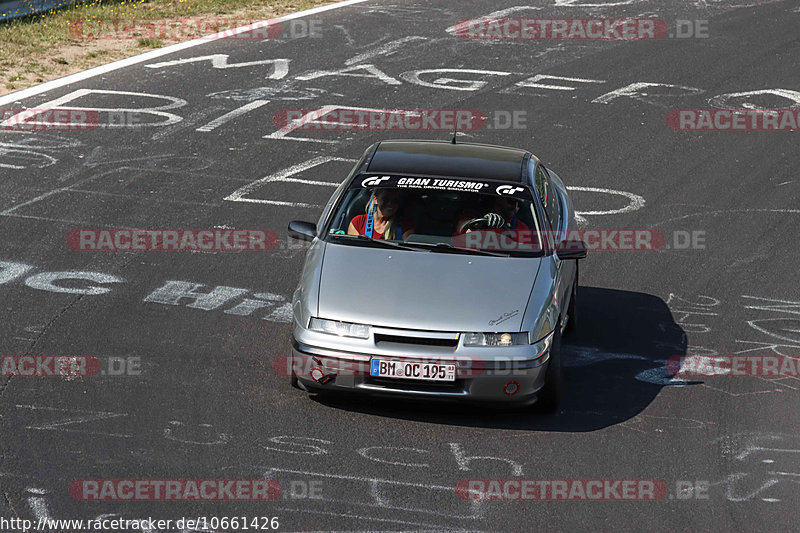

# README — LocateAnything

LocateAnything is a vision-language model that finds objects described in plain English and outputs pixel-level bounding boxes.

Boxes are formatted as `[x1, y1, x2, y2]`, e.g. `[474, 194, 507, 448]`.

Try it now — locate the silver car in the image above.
[287, 140, 586, 410]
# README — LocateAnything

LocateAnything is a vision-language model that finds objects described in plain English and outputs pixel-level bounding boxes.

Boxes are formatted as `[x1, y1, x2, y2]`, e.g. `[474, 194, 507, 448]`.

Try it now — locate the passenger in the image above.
[348, 188, 414, 240]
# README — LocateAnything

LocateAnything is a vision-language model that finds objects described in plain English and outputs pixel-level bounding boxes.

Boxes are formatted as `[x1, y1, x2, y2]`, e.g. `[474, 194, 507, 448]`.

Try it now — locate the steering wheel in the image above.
[462, 217, 492, 231]
[461, 213, 507, 232]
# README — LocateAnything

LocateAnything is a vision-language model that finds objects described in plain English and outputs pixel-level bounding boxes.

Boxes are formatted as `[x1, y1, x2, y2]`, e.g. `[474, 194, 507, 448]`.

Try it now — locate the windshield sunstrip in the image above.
[355, 173, 534, 201]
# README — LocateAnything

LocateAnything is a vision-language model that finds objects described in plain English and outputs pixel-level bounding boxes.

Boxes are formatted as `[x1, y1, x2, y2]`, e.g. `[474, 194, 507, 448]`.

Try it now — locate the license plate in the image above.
[370, 359, 456, 382]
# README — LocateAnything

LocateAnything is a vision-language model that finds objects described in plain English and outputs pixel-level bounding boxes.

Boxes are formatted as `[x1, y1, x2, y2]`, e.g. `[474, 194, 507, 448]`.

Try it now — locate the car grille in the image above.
[374, 334, 459, 347]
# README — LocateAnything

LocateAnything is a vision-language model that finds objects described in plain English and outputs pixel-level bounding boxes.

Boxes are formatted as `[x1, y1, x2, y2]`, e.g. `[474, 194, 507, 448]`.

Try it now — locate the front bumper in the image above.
[289, 332, 550, 406]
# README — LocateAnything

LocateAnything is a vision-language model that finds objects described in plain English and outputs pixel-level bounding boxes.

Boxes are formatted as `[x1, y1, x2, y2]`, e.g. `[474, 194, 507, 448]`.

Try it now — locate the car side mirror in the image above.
[288, 220, 317, 242]
[556, 240, 587, 260]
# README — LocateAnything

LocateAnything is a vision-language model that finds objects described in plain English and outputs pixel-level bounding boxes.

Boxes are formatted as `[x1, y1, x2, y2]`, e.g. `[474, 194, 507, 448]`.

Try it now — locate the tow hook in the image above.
[310, 357, 336, 385]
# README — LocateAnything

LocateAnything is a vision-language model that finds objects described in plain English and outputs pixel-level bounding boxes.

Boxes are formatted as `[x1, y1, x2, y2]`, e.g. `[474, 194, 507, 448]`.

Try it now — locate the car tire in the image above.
[564, 264, 578, 336]
[535, 326, 562, 413]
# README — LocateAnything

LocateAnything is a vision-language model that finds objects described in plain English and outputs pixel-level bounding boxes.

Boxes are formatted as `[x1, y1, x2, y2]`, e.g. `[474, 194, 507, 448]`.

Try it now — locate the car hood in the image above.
[317, 243, 541, 332]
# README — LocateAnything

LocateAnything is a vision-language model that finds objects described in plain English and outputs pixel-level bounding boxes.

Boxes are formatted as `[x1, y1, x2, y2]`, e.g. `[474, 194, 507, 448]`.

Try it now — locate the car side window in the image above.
[535, 165, 561, 230]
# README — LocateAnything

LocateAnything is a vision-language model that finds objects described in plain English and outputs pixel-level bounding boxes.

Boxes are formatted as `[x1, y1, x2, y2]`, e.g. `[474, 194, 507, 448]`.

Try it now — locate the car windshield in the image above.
[324, 174, 545, 256]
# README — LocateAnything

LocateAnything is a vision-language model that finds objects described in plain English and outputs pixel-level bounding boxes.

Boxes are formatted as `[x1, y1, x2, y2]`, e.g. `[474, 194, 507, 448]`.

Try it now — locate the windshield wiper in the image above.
[401, 241, 510, 257]
[330, 234, 525, 256]
[329, 233, 420, 251]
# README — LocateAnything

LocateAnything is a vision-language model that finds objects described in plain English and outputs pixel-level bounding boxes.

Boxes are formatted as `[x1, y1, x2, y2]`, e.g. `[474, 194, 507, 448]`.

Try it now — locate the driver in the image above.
[455, 196, 530, 234]
[348, 188, 414, 240]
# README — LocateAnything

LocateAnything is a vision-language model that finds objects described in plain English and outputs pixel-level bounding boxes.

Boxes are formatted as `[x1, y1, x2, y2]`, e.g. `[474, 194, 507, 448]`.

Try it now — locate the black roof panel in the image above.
[366, 140, 529, 182]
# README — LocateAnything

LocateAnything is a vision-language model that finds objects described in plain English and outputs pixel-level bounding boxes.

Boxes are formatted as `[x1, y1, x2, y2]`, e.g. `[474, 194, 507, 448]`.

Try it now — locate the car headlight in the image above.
[462, 332, 529, 346]
[308, 318, 370, 339]
[462, 331, 554, 355]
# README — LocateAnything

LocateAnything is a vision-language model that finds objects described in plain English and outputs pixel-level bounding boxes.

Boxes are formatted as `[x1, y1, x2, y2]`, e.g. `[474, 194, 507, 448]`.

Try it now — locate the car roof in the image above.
[366, 140, 536, 182]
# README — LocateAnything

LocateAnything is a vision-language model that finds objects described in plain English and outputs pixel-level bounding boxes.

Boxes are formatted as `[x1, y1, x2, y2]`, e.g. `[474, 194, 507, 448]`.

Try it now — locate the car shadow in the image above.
[307, 286, 691, 431]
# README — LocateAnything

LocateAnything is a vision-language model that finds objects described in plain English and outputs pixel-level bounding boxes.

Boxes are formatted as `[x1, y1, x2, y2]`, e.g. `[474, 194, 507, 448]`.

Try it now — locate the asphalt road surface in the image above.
[1, 0, 799, 531]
